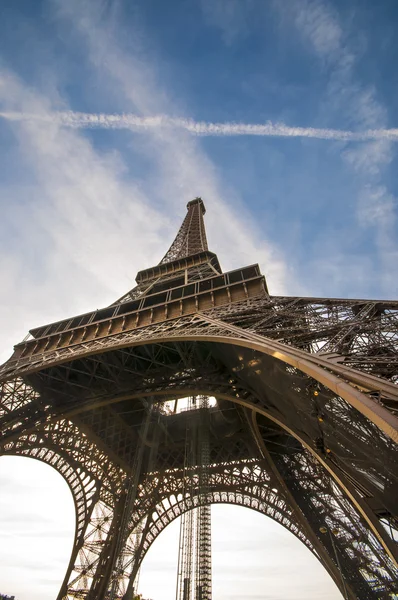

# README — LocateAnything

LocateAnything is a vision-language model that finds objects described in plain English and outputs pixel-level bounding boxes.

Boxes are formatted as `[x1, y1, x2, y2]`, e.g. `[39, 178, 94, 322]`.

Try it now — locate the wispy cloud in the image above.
[2, 109, 398, 141]
[200, 0, 254, 45]
[278, 0, 398, 296]
[293, 0, 342, 57]
[0, 67, 168, 363]
[50, 0, 291, 296]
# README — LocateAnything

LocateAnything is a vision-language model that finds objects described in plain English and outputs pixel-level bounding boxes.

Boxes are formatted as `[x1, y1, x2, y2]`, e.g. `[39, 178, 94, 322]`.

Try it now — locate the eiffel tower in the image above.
[1, 198, 398, 600]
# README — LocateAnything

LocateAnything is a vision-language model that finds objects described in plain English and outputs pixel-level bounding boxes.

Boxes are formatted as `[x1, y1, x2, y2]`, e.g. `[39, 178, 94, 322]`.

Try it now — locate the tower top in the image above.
[186, 197, 206, 214]
[160, 197, 208, 264]
[113, 197, 221, 304]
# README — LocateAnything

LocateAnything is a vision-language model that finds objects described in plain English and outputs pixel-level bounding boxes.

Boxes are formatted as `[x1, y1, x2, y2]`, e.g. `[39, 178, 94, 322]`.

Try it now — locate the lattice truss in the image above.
[263, 421, 398, 599]
[4, 297, 397, 414]
[0, 380, 127, 597]
[160, 198, 208, 264]
[1, 199, 398, 600]
[207, 296, 398, 389]
[175, 397, 212, 600]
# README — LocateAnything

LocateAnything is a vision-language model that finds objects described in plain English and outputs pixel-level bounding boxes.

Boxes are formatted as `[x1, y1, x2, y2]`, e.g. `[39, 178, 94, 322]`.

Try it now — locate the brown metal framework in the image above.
[175, 396, 212, 600]
[1, 197, 398, 599]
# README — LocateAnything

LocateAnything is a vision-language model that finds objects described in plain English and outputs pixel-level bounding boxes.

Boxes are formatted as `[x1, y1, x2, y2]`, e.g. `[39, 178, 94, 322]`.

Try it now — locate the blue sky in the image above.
[0, 0, 397, 598]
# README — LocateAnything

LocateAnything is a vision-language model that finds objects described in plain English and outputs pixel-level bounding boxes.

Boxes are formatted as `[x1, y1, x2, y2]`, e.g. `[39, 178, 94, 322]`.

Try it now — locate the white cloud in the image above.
[357, 185, 396, 227]
[342, 139, 392, 176]
[50, 0, 290, 293]
[293, 0, 342, 57]
[2, 108, 398, 141]
[0, 68, 168, 362]
[278, 0, 398, 296]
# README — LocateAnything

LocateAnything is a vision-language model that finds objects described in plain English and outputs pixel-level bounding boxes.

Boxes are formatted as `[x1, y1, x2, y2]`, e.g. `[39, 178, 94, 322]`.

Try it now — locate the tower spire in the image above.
[160, 198, 208, 264]
[113, 198, 221, 305]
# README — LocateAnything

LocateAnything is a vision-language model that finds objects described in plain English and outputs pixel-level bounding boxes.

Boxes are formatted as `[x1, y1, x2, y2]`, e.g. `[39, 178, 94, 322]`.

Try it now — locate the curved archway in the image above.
[138, 504, 343, 600]
[130, 463, 316, 570]
[0, 414, 126, 600]
[2, 418, 120, 543]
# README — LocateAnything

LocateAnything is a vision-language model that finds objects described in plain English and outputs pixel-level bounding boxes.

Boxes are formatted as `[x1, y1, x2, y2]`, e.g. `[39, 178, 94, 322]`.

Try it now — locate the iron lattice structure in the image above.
[176, 396, 212, 600]
[1, 197, 398, 599]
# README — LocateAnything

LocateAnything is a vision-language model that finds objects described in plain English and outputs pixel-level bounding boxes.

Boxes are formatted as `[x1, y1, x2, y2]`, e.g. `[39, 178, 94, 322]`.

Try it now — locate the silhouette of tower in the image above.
[0, 198, 397, 600]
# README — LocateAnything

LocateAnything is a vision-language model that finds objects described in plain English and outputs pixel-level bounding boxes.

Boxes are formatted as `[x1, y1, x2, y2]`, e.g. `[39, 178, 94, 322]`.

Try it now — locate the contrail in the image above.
[1, 109, 398, 142]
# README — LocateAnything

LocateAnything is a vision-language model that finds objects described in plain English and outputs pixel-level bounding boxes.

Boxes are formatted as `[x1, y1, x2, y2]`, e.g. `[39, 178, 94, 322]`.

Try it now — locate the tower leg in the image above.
[272, 448, 398, 599]
[57, 498, 118, 599]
